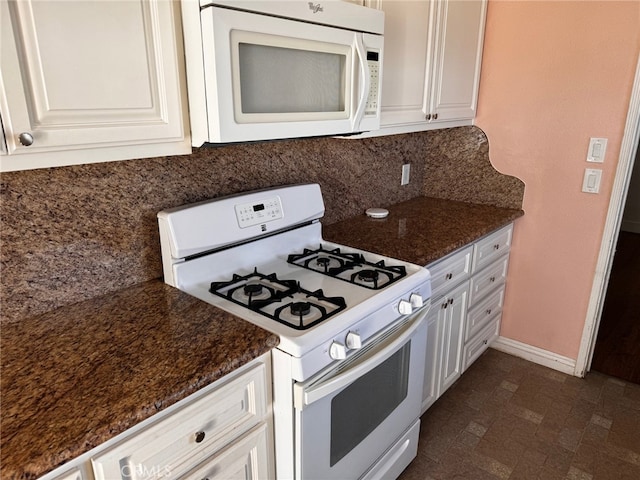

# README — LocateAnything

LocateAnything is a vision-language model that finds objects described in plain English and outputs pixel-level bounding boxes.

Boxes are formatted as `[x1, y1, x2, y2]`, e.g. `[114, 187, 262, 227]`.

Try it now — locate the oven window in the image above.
[330, 342, 411, 466]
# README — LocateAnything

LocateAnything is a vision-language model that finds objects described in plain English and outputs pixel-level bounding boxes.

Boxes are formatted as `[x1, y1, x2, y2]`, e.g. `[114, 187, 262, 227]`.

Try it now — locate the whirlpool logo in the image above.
[308, 2, 323, 13]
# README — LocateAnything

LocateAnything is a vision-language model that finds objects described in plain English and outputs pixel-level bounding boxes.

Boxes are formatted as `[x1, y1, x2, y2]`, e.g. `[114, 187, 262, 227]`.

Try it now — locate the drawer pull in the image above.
[483, 339, 488, 345]
[486, 309, 492, 315]
[490, 276, 496, 282]
[445, 273, 453, 280]
[195, 431, 206, 443]
[442, 302, 448, 309]
[449, 298, 454, 305]
[494, 244, 500, 250]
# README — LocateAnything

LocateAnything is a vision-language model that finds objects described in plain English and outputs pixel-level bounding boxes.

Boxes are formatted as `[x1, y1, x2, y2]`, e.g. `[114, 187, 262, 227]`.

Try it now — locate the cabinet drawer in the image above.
[466, 286, 504, 342]
[469, 255, 509, 307]
[183, 422, 272, 480]
[428, 246, 473, 299]
[472, 224, 513, 273]
[462, 315, 500, 372]
[52, 468, 84, 480]
[92, 362, 268, 480]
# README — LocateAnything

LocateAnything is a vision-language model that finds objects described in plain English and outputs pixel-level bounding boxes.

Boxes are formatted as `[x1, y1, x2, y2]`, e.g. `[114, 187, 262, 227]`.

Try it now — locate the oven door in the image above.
[293, 306, 429, 480]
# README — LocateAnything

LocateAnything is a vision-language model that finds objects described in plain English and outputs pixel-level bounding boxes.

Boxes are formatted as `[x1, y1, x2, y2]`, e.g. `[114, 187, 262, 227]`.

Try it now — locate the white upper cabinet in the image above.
[0, 0, 191, 172]
[374, 0, 487, 134]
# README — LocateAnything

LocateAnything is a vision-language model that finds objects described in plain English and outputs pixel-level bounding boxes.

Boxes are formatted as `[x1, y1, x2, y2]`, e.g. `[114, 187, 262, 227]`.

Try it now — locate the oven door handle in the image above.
[294, 306, 428, 410]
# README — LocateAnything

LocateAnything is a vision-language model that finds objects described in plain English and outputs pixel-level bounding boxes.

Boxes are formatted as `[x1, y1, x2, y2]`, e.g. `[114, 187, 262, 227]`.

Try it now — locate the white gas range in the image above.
[158, 184, 431, 480]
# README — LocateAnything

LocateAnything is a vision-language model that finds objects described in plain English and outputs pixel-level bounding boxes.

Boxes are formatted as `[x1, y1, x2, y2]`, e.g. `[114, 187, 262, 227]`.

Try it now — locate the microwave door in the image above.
[354, 32, 383, 134]
[352, 34, 370, 132]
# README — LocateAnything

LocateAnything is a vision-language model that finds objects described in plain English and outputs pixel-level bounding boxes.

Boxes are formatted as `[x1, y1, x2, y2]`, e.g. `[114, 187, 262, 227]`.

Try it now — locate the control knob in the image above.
[329, 341, 347, 360]
[409, 293, 424, 308]
[398, 299, 413, 315]
[345, 331, 362, 350]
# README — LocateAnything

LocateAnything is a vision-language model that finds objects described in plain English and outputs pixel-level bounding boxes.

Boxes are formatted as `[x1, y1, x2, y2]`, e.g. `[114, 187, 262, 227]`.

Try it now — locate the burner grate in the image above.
[287, 246, 407, 289]
[209, 268, 347, 330]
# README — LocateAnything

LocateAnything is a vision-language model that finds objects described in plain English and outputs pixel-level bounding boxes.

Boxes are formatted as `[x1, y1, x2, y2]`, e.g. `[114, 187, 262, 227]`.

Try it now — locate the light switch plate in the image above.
[582, 168, 602, 193]
[587, 137, 607, 163]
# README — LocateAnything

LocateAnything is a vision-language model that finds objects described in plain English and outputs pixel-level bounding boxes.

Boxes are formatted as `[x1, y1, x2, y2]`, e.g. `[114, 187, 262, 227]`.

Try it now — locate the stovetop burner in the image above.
[287, 246, 407, 289]
[209, 269, 347, 330]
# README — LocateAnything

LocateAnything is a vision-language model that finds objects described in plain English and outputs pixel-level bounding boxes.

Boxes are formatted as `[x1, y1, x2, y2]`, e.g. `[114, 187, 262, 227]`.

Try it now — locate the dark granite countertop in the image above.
[0, 280, 279, 480]
[324, 196, 524, 266]
[1, 196, 521, 479]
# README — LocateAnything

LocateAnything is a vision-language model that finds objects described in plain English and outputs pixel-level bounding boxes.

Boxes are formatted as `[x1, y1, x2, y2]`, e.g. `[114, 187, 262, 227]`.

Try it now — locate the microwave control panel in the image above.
[365, 51, 380, 116]
[235, 196, 283, 228]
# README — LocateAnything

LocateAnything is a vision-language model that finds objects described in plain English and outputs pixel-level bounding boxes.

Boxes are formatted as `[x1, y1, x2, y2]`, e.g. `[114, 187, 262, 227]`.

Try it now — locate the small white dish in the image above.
[365, 208, 389, 219]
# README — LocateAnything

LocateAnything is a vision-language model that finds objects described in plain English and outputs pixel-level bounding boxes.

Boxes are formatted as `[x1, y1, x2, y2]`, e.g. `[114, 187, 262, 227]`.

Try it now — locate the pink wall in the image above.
[476, 1, 640, 359]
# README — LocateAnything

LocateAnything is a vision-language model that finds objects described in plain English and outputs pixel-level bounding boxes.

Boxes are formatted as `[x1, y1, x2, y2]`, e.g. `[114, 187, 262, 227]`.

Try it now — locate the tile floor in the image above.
[399, 349, 640, 480]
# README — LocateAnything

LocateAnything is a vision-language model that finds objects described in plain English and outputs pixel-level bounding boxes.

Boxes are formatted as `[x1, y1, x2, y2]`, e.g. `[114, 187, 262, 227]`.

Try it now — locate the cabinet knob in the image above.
[18, 132, 34, 146]
[433, 113, 438, 120]
[195, 431, 206, 443]
[494, 244, 500, 250]
[426, 113, 432, 120]
[486, 308, 492, 315]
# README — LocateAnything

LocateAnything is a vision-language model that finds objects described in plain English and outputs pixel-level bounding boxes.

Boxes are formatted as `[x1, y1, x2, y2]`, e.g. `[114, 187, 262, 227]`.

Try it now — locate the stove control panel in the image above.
[235, 196, 283, 229]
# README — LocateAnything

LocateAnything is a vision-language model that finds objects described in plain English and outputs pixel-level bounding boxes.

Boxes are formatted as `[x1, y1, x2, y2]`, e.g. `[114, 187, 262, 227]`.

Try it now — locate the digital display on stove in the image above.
[253, 204, 265, 212]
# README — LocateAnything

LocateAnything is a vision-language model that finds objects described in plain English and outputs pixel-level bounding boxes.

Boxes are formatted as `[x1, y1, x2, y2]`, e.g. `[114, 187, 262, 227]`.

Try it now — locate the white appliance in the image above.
[158, 184, 431, 479]
[181, 0, 384, 145]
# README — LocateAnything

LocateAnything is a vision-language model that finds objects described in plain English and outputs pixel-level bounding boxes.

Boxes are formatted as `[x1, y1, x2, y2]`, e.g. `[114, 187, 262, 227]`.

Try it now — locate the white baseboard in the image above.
[491, 337, 577, 376]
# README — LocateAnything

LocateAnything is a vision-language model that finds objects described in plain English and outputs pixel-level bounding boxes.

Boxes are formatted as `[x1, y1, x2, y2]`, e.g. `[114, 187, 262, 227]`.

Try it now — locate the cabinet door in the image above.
[92, 363, 268, 480]
[0, 0, 189, 172]
[424, 0, 487, 122]
[437, 281, 469, 397]
[421, 304, 441, 413]
[183, 423, 273, 480]
[379, 0, 433, 126]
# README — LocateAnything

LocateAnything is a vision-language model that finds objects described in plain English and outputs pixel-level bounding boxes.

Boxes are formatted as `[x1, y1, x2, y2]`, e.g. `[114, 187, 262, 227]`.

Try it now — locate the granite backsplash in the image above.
[0, 126, 524, 322]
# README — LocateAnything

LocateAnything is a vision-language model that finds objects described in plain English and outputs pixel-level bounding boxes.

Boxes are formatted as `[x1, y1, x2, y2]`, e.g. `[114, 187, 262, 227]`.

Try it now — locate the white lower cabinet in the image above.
[184, 422, 271, 480]
[422, 280, 469, 412]
[38, 354, 274, 480]
[435, 281, 469, 397]
[51, 468, 85, 480]
[462, 316, 500, 372]
[422, 224, 513, 413]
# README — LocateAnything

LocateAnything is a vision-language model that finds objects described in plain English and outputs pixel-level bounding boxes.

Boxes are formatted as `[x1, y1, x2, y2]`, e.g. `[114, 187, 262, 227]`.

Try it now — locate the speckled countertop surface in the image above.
[323, 196, 524, 266]
[1, 196, 523, 480]
[0, 280, 279, 480]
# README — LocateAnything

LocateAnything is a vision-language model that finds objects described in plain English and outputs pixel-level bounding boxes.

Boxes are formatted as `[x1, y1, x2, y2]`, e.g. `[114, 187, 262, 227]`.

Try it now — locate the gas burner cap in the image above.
[290, 302, 312, 316]
[358, 269, 379, 283]
[316, 257, 331, 267]
[243, 283, 263, 295]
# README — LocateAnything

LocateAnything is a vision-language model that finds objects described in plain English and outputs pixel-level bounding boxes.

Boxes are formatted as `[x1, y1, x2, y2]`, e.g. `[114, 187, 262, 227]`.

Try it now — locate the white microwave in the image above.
[181, 1, 384, 145]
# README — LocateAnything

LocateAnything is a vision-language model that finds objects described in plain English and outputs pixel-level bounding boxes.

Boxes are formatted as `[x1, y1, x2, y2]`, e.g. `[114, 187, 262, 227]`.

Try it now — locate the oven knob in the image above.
[398, 299, 413, 315]
[329, 341, 347, 360]
[409, 293, 424, 308]
[345, 331, 362, 350]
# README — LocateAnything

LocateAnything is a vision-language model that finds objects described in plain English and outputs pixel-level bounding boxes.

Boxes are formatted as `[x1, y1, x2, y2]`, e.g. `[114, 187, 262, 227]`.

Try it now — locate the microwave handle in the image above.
[352, 33, 370, 131]
[293, 306, 428, 410]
